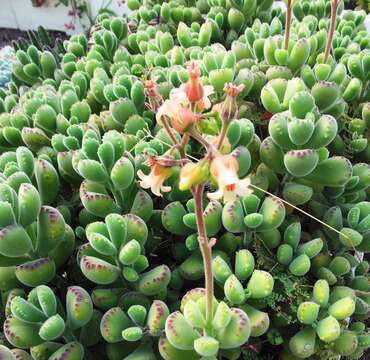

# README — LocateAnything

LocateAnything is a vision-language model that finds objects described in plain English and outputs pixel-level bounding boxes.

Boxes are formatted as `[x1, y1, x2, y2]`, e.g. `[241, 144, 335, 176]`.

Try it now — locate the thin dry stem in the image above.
[189, 128, 213, 149]
[248, 183, 358, 254]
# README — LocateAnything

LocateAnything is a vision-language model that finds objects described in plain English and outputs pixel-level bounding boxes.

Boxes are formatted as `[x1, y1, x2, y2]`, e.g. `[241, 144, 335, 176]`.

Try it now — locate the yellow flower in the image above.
[179, 160, 210, 191]
[208, 135, 232, 154]
[208, 155, 252, 202]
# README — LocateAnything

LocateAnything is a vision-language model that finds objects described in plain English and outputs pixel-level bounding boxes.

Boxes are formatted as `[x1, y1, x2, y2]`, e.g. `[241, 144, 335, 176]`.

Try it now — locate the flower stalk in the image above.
[192, 183, 214, 336]
[284, 0, 292, 50]
[154, 63, 216, 336]
[216, 123, 228, 150]
[142, 63, 254, 339]
[324, 0, 340, 64]
[216, 83, 244, 150]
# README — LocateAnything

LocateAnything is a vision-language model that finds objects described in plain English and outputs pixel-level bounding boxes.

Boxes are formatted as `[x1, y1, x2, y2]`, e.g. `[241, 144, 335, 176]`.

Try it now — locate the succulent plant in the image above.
[288, 278, 367, 358]
[2, 285, 95, 360]
[0, 0, 368, 358]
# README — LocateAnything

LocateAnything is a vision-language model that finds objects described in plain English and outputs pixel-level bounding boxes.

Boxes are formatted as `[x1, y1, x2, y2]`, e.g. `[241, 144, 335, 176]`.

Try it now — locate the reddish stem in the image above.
[216, 123, 228, 151]
[162, 118, 179, 147]
[192, 184, 214, 335]
[178, 132, 189, 158]
[284, 0, 292, 50]
[189, 128, 212, 149]
[324, 0, 339, 64]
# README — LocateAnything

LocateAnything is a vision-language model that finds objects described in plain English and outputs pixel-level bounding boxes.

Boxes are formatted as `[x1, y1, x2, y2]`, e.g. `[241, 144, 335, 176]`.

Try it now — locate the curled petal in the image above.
[207, 188, 224, 201]
[137, 166, 172, 197]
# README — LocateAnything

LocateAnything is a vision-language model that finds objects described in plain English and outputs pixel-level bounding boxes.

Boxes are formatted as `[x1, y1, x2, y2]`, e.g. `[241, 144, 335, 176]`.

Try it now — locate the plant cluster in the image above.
[0, 0, 369, 359]
[0, 47, 15, 90]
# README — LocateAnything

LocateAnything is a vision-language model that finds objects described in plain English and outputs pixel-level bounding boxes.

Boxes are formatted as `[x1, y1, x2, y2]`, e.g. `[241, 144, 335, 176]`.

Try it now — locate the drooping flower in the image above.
[219, 83, 245, 123]
[156, 64, 213, 132]
[208, 155, 252, 202]
[156, 91, 198, 133]
[137, 156, 174, 197]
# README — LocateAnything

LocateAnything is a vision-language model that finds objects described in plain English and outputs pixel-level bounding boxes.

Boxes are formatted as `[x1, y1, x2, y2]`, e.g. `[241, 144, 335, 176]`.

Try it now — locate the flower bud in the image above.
[183, 62, 204, 103]
[144, 79, 163, 111]
[179, 161, 209, 191]
[220, 83, 245, 123]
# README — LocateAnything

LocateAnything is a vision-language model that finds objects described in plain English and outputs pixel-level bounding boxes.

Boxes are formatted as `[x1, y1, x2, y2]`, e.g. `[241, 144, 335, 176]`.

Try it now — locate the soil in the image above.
[0, 27, 67, 48]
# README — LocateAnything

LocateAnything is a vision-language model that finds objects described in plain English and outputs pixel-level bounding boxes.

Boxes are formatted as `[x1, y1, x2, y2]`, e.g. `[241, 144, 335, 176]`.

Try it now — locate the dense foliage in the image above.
[0, 0, 369, 359]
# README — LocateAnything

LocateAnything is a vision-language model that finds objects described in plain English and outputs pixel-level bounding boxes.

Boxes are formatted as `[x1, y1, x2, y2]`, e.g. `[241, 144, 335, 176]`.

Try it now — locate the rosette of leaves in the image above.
[0, 146, 60, 205]
[332, 112, 369, 157]
[262, 36, 312, 75]
[292, 0, 344, 21]
[300, 58, 363, 117]
[226, 0, 276, 33]
[0, 0, 368, 359]
[332, 12, 369, 60]
[3, 284, 95, 360]
[275, 222, 323, 277]
[260, 77, 308, 114]
[51, 119, 155, 217]
[322, 162, 370, 203]
[84, 67, 147, 124]
[320, 202, 369, 253]
[0, 84, 65, 150]
[78, 212, 171, 296]
[160, 288, 252, 359]
[297, 203, 370, 293]
[287, 278, 368, 359]
[343, 51, 370, 101]
[128, 0, 275, 37]
[76, 135, 150, 217]
[11, 44, 59, 87]
[164, 191, 286, 281]
[100, 300, 169, 358]
[260, 90, 357, 187]
[0, 152, 74, 289]
[200, 43, 262, 98]
[212, 250, 273, 337]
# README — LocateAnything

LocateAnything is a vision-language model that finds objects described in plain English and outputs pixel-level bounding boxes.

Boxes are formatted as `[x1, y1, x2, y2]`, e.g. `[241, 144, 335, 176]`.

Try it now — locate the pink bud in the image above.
[183, 62, 205, 103]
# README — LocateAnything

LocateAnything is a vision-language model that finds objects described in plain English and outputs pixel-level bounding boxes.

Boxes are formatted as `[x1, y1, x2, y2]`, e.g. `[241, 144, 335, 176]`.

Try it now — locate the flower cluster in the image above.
[141, 63, 252, 203]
